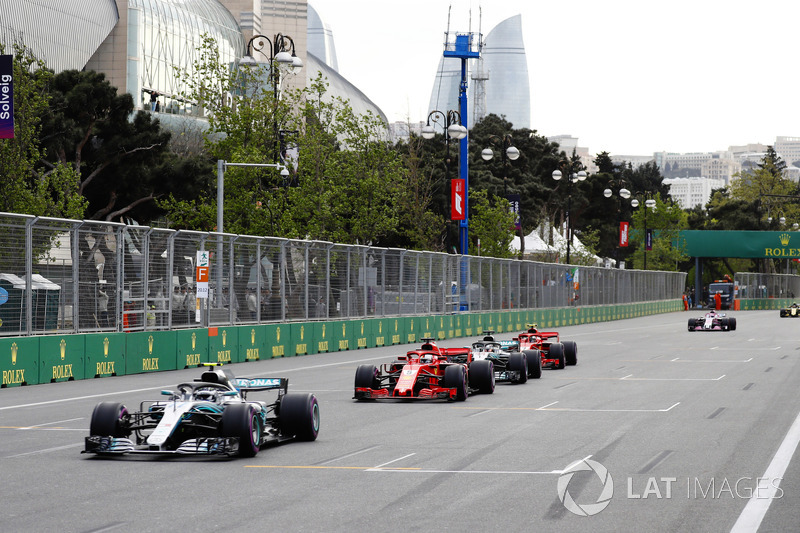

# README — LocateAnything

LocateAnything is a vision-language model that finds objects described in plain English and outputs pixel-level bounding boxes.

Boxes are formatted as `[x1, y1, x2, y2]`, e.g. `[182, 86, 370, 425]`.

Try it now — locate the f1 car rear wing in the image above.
[233, 377, 289, 395]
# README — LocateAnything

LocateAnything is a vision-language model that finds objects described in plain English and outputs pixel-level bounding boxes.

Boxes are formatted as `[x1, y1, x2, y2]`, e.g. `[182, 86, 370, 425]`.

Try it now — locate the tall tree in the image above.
[39, 69, 172, 221]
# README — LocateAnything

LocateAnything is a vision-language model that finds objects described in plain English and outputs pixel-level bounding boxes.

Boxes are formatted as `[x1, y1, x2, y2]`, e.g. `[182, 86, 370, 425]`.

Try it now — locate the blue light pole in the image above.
[443, 32, 481, 255]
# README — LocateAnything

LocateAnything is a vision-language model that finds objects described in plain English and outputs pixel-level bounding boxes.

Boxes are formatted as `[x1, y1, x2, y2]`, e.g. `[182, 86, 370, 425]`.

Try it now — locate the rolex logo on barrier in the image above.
[148, 335, 154, 354]
[301, 326, 304, 340]
[322, 324, 326, 338]
[342, 323, 346, 336]
[277, 326, 281, 342]
[222, 330, 227, 347]
[192, 332, 197, 350]
[11, 342, 17, 365]
[60, 339, 66, 360]
[103, 337, 109, 357]
[251, 329, 255, 344]
[780, 233, 791, 246]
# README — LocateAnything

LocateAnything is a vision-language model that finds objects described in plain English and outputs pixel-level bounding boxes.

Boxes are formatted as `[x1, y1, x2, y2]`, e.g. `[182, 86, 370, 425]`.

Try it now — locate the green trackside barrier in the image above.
[238, 325, 266, 362]
[125, 331, 178, 375]
[314, 322, 333, 353]
[433, 315, 446, 340]
[389, 317, 403, 345]
[0, 336, 39, 387]
[353, 319, 370, 349]
[405, 316, 419, 344]
[176, 329, 209, 368]
[291, 322, 313, 356]
[264, 323, 290, 358]
[333, 320, 352, 352]
[444, 314, 455, 338]
[463, 313, 474, 336]
[40, 335, 85, 383]
[208, 326, 239, 364]
[482, 313, 496, 334]
[419, 316, 435, 340]
[372, 318, 389, 347]
[453, 314, 463, 338]
[85, 333, 125, 378]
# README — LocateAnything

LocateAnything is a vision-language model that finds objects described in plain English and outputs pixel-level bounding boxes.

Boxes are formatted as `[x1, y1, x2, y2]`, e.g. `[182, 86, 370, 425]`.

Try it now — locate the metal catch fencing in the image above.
[0, 212, 686, 336]
[734, 272, 800, 300]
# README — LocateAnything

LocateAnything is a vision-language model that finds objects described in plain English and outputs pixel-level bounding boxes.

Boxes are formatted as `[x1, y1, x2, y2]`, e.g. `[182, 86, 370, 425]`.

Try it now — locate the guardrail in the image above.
[1, 300, 682, 387]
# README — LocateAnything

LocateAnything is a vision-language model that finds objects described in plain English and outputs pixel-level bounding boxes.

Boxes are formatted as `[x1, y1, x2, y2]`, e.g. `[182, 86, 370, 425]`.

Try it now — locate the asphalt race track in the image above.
[2, 310, 799, 533]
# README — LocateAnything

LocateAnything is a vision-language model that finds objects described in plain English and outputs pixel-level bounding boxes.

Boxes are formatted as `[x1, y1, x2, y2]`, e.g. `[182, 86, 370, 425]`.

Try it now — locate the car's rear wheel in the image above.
[443, 365, 468, 401]
[550, 343, 566, 369]
[279, 393, 320, 441]
[563, 340, 578, 366]
[221, 403, 261, 457]
[508, 352, 528, 383]
[89, 402, 130, 437]
[470, 360, 494, 394]
[525, 350, 542, 379]
[354, 364, 379, 391]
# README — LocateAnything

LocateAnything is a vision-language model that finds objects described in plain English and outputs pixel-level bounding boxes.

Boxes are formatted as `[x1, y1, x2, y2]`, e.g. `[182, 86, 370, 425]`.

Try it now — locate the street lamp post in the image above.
[421, 110, 467, 250]
[481, 134, 520, 196]
[631, 196, 656, 269]
[239, 34, 302, 163]
[603, 180, 631, 267]
[552, 162, 587, 264]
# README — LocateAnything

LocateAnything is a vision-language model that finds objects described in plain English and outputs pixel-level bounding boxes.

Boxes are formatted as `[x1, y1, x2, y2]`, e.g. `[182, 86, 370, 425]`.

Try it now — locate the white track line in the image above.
[730, 409, 800, 532]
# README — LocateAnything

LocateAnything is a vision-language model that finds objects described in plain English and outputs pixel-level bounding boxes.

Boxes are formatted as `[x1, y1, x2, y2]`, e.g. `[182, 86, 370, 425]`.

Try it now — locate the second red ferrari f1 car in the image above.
[354, 339, 494, 401]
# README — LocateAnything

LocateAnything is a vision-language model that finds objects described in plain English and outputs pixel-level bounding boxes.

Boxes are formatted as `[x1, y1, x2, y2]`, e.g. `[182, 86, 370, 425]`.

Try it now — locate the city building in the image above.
[428, 14, 530, 131]
[663, 177, 725, 209]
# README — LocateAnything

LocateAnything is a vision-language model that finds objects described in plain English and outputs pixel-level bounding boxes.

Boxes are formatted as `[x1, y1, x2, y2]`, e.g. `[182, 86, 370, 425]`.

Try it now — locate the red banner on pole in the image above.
[451, 179, 465, 220]
[619, 221, 629, 247]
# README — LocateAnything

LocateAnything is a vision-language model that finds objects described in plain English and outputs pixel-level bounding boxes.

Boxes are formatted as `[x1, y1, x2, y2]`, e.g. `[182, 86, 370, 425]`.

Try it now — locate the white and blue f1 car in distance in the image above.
[83, 365, 319, 458]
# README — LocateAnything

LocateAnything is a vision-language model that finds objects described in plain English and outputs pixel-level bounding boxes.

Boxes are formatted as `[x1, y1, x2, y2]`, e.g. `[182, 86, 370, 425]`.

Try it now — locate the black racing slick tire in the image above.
[508, 352, 528, 384]
[563, 340, 578, 366]
[443, 365, 468, 401]
[354, 364, 379, 390]
[550, 343, 566, 369]
[222, 403, 262, 457]
[729, 317, 737, 330]
[89, 402, 130, 438]
[524, 349, 542, 379]
[470, 360, 495, 394]
[687, 318, 696, 331]
[279, 393, 320, 442]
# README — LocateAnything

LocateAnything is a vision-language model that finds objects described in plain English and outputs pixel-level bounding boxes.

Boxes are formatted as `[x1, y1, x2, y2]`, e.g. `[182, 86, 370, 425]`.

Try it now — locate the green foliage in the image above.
[728, 148, 800, 227]
[468, 189, 515, 258]
[171, 37, 407, 245]
[629, 195, 688, 270]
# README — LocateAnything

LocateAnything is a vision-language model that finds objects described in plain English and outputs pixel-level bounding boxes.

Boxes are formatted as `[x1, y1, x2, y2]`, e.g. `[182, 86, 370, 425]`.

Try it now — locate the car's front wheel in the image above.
[508, 352, 528, 383]
[524, 350, 542, 379]
[443, 365, 468, 401]
[470, 360, 495, 394]
[563, 340, 578, 366]
[89, 402, 130, 438]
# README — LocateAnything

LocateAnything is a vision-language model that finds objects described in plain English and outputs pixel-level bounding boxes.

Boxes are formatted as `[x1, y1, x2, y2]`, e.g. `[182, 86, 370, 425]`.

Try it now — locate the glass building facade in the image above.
[127, 0, 243, 115]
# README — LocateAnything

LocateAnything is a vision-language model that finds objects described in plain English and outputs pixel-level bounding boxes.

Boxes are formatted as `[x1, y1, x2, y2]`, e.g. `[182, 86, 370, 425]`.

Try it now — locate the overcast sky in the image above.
[308, 0, 800, 157]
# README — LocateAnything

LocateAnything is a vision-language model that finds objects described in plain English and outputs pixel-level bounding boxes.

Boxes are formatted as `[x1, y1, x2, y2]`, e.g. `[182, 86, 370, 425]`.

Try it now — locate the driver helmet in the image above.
[420, 354, 433, 364]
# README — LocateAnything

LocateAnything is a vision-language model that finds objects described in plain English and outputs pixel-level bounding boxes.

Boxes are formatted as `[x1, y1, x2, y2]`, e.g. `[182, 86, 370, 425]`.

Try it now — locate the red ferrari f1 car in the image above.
[513, 323, 577, 369]
[353, 338, 494, 401]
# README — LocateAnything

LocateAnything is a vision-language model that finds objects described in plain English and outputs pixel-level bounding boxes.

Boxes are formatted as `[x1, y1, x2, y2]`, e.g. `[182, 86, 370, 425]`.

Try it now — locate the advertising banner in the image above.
[645, 228, 653, 251]
[0, 55, 13, 139]
[451, 179, 465, 220]
[619, 221, 629, 247]
[507, 194, 521, 230]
